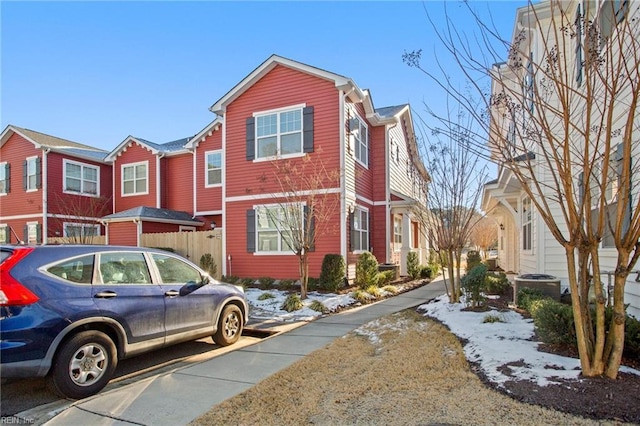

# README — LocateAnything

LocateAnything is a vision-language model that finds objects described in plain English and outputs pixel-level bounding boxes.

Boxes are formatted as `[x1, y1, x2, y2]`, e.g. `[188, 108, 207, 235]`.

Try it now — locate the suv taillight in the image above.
[0, 248, 39, 306]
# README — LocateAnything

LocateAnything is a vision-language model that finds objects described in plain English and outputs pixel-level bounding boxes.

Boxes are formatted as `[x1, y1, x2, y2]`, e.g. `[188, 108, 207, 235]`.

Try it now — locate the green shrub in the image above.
[624, 314, 640, 360]
[382, 285, 398, 295]
[531, 299, 576, 345]
[461, 264, 488, 308]
[485, 272, 510, 295]
[258, 276, 275, 289]
[517, 287, 546, 312]
[355, 252, 379, 289]
[376, 270, 395, 287]
[241, 277, 256, 287]
[352, 289, 373, 304]
[319, 254, 345, 292]
[365, 284, 382, 299]
[222, 275, 239, 284]
[199, 253, 217, 277]
[278, 279, 296, 290]
[309, 300, 329, 314]
[483, 313, 505, 323]
[257, 293, 275, 301]
[280, 294, 303, 312]
[407, 251, 420, 279]
[466, 250, 482, 272]
[420, 263, 440, 279]
[307, 277, 319, 291]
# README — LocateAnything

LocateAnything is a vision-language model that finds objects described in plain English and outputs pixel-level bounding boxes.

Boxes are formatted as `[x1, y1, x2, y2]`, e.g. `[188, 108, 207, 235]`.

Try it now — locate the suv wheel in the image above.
[47, 330, 117, 399]
[213, 304, 243, 346]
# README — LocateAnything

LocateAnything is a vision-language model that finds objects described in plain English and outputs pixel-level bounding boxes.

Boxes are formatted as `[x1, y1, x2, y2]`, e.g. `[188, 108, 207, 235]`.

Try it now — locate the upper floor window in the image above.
[122, 161, 148, 196]
[0, 162, 9, 194]
[255, 107, 302, 159]
[522, 196, 532, 251]
[349, 115, 369, 167]
[64, 159, 99, 196]
[23, 157, 41, 191]
[205, 151, 222, 187]
[351, 207, 369, 252]
[599, 0, 629, 45]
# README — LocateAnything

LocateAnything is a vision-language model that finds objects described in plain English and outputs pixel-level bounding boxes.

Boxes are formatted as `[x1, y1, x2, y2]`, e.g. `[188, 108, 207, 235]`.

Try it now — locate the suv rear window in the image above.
[0, 249, 13, 264]
[47, 255, 95, 284]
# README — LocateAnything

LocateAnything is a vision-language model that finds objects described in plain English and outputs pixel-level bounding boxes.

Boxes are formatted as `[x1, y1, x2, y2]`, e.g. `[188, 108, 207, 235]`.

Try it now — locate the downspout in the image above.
[156, 153, 165, 208]
[221, 118, 228, 276]
[339, 89, 352, 264]
[192, 147, 197, 216]
[42, 148, 50, 245]
[134, 218, 142, 247]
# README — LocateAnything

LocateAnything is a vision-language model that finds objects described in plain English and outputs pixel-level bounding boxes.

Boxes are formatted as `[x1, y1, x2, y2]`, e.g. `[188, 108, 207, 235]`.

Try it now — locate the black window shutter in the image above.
[246, 117, 255, 161]
[577, 171, 584, 206]
[35, 157, 42, 189]
[303, 106, 314, 153]
[5, 163, 10, 193]
[23, 160, 27, 190]
[23, 225, 28, 243]
[367, 130, 371, 166]
[246, 209, 256, 252]
[36, 224, 42, 244]
[616, 143, 632, 232]
[304, 206, 316, 252]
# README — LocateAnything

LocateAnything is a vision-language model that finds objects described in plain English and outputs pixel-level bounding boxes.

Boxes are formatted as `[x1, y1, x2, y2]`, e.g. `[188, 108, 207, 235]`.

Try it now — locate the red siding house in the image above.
[210, 55, 430, 279]
[0, 125, 112, 244]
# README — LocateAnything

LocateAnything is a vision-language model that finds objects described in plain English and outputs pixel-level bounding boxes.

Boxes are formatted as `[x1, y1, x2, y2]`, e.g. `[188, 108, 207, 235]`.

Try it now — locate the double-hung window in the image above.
[0, 162, 9, 194]
[25, 157, 40, 191]
[522, 196, 532, 251]
[64, 160, 99, 196]
[122, 162, 148, 196]
[394, 216, 402, 247]
[351, 207, 369, 252]
[0, 225, 7, 243]
[350, 115, 369, 167]
[205, 151, 222, 186]
[255, 107, 302, 159]
[255, 204, 301, 253]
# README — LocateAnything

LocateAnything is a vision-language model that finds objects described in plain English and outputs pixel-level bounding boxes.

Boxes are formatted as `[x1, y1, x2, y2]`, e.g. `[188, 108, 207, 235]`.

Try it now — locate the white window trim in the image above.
[352, 206, 370, 254]
[121, 161, 149, 197]
[0, 161, 7, 196]
[521, 196, 533, 252]
[252, 103, 306, 162]
[0, 223, 7, 243]
[26, 156, 38, 192]
[350, 113, 369, 168]
[204, 150, 223, 188]
[26, 221, 39, 244]
[63, 159, 100, 197]
[253, 202, 304, 255]
[63, 222, 100, 237]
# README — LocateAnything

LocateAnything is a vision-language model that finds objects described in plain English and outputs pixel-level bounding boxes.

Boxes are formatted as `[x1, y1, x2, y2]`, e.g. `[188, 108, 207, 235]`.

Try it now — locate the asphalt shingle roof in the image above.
[102, 207, 202, 224]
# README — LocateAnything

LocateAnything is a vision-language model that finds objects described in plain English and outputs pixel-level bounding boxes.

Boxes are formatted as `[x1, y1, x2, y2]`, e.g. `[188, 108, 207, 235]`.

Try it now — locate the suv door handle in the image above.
[165, 290, 179, 297]
[95, 291, 117, 298]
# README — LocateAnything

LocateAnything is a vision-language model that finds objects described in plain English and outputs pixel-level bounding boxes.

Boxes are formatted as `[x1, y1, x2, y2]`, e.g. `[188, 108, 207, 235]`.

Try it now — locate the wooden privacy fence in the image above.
[141, 230, 223, 279]
[49, 236, 107, 245]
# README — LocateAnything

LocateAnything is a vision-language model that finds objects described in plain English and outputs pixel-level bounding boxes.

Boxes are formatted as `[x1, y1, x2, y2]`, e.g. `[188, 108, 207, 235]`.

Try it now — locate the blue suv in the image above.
[0, 245, 248, 399]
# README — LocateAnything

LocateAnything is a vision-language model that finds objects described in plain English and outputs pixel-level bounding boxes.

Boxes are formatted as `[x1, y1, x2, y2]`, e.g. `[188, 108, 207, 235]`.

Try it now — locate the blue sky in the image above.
[1, 1, 526, 152]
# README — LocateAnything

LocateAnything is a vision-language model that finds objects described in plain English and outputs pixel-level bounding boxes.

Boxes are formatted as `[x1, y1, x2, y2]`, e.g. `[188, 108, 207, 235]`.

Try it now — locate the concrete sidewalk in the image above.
[43, 279, 447, 426]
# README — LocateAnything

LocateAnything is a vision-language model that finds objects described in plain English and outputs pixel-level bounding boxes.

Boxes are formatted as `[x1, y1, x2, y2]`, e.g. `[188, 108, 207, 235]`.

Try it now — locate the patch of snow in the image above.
[418, 295, 640, 388]
[246, 288, 356, 322]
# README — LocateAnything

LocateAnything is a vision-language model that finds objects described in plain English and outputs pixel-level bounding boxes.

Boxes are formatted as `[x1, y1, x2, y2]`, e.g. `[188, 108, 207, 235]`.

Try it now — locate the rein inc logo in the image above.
[0, 417, 34, 424]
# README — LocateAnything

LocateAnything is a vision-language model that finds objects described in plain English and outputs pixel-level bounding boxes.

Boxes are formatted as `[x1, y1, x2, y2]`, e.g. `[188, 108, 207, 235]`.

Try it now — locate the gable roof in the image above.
[102, 206, 203, 226]
[105, 135, 192, 162]
[209, 54, 367, 115]
[0, 125, 109, 163]
[184, 117, 223, 149]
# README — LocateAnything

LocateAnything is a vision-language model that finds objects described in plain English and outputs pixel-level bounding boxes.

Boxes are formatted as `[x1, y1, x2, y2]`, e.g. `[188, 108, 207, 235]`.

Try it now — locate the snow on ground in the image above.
[246, 288, 356, 322]
[416, 294, 640, 388]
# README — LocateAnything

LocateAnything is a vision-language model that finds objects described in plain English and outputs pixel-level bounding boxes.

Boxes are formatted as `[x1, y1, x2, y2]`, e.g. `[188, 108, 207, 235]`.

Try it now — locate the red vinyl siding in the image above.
[370, 126, 387, 202]
[113, 143, 157, 212]
[223, 65, 344, 278]
[0, 133, 42, 217]
[141, 222, 182, 234]
[107, 222, 138, 246]
[225, 65, 341, 198]
[195, 130, 223, 213]
[163, 154, 193, 212]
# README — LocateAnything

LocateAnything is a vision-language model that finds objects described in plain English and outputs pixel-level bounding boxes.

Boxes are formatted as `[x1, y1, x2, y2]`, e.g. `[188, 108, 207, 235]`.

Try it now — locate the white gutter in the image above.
[339, 89, 349, 262]
[221, 118, 228, 276]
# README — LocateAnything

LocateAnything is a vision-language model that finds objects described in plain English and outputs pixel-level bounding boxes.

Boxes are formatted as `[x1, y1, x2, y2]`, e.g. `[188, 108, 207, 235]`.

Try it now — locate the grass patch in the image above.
[257, 293, 276, 301]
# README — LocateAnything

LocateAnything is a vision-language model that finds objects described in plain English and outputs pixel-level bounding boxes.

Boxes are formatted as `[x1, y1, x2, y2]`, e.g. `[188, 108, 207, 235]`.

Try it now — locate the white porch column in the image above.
[399, 213, 412, 276]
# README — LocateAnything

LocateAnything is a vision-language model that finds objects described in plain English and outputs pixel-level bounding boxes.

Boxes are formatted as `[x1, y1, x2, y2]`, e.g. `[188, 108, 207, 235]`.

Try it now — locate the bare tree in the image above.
[469, 215, 498, 259]
[51, 194, 112, 244]
[414, 101, 490, 303]
[254, 154, 341, 299]
[404, 0, 640, 378]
